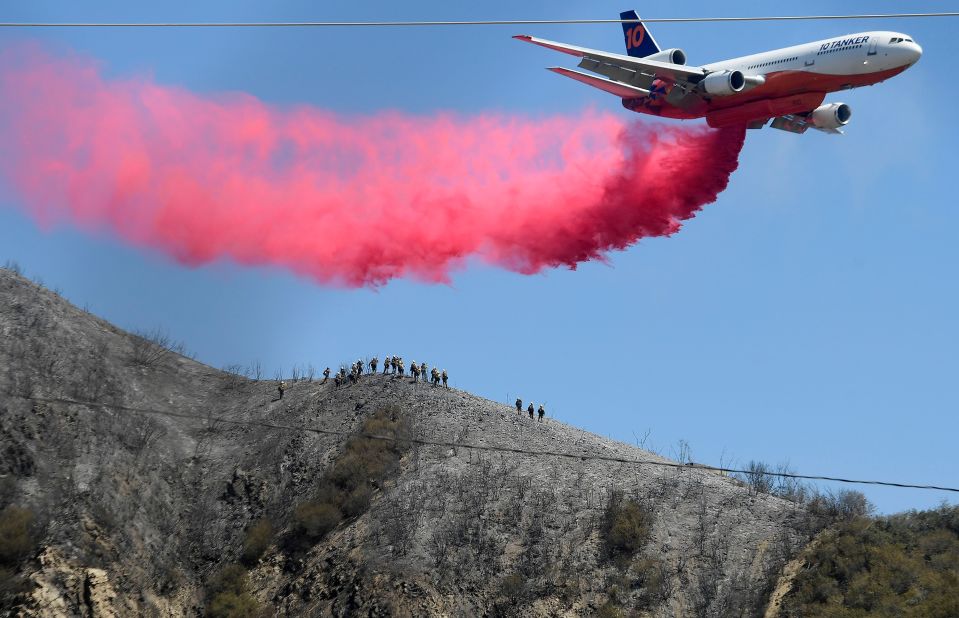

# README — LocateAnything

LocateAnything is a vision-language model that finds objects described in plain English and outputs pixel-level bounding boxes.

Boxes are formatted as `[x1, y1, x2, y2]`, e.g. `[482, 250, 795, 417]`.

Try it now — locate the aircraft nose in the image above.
[908, 41, 923, 63]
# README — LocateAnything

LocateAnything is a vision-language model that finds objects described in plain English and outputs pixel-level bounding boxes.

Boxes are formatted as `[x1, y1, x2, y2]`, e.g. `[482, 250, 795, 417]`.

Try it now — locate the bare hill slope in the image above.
[0, 268, 816, 617]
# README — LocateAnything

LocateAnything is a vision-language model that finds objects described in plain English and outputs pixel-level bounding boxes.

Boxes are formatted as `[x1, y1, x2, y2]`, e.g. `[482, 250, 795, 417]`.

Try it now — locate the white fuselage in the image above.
[706, 31, 921, 81]
[642, 31, 923, 122]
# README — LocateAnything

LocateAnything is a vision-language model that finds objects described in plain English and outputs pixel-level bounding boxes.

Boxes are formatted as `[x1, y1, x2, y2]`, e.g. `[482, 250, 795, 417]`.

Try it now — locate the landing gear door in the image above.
[867, 37, 879, 56]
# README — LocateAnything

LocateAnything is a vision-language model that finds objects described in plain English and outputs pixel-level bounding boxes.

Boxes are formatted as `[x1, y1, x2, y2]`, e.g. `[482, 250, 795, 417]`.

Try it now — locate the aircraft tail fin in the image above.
[620, 10, 661, 58]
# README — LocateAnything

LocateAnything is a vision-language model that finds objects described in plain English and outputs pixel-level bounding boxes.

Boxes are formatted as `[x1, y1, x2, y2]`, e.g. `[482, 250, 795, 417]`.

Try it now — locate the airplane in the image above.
[514, 10, 922, 134]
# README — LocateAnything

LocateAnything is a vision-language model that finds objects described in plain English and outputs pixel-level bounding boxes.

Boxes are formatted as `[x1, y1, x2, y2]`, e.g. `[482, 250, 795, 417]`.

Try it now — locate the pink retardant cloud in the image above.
[0, 44, 745, 287]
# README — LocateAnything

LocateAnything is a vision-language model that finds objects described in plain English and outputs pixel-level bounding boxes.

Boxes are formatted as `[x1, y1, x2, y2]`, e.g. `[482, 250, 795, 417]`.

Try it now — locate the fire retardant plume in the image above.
[0, 44, 746, 287]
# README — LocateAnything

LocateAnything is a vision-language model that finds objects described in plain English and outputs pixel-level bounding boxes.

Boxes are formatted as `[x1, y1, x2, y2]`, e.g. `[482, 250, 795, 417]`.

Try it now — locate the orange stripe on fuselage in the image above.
[637, 65, 909, 121]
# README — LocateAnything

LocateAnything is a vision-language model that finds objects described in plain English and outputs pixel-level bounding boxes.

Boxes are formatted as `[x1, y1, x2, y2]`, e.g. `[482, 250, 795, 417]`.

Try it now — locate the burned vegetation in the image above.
[1, 264, 936, 617]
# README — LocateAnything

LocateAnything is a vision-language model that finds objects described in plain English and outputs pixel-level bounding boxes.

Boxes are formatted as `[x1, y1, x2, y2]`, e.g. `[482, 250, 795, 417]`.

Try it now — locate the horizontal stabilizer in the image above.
[548, 67, 651, 98]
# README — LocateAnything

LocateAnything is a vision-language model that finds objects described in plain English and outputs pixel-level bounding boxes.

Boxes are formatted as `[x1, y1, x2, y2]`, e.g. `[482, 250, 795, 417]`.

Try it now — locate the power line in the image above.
[0, 13, 958, 28]
[21, 394, 959, 494]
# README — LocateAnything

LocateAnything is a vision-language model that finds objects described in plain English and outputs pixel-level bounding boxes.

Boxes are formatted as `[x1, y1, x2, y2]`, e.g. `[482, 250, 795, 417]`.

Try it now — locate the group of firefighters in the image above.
[274, 361, 546, 422]
[274, 357, 449, 398]
[371, 355, 448, 387]
[515, 398, 546, 422]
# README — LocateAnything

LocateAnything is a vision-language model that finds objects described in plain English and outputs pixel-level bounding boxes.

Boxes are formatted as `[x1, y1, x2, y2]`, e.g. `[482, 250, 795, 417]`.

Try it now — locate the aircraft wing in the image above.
[513, 34, 706, 89]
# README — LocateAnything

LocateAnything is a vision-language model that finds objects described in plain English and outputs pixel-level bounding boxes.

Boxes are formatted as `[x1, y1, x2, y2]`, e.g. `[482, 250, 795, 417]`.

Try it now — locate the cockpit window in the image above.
[905, 38, 913, 42]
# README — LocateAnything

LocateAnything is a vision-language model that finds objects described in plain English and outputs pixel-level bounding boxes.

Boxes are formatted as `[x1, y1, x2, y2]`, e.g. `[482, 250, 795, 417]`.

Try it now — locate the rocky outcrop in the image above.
[19, 548, 125, 617]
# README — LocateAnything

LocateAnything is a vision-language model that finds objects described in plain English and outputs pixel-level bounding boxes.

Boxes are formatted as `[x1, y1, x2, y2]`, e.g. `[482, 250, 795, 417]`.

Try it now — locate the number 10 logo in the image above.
[626, 26, 646, 49]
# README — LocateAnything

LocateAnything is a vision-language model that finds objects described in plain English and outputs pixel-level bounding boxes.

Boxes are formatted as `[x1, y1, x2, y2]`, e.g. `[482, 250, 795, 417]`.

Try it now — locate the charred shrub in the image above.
[1, 260, 23, 276]
[0, 565, 26, 604]
[207, 589, 259, 617]
[129, 327, 188, 367]
[0, 506, 34, 608]
[602, 492, 652, 565]
[0, 477, 18, 508]
[739, 460, 775, 495]
[293, 502, 341, 540]
[807, 489, 873, 525]
[490, 573, 529, 616]
[241, 518, 273, 565]
[0, 506, 34, 566]
[595, 601, 624, 618]
[339, 484, 374, 518]
[206, 563, 260, 618]
[291, 406, 409, 546]
[327, 409, 409, 499]
[498, 573, 527, 599]
[633, 557, 669, 608]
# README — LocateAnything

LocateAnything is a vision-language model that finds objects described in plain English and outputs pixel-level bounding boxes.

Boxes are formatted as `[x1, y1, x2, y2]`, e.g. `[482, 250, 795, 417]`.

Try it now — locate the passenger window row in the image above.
[746, 56, 799, 70]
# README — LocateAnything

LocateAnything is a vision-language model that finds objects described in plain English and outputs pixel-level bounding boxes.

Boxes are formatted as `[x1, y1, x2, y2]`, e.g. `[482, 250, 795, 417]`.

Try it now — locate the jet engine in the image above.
[701, 70, 746, 96]
[809, 103, 852, 129]
[645, 48, 687, 65]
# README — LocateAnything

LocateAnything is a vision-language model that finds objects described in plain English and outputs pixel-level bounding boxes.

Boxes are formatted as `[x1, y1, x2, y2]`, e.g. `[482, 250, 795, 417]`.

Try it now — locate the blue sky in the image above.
[1, 0, 956, 514]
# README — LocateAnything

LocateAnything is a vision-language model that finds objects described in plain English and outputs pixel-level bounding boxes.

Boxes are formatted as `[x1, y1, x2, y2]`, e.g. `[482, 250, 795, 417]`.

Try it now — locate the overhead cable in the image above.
[19, 394, 959, 494]
[0, 13, 958, 28]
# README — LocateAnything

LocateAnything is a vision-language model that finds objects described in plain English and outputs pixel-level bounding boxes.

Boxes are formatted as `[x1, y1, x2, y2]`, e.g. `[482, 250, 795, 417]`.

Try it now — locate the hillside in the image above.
[0, 267, 820, 617]
[776, 506, 959, 617]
